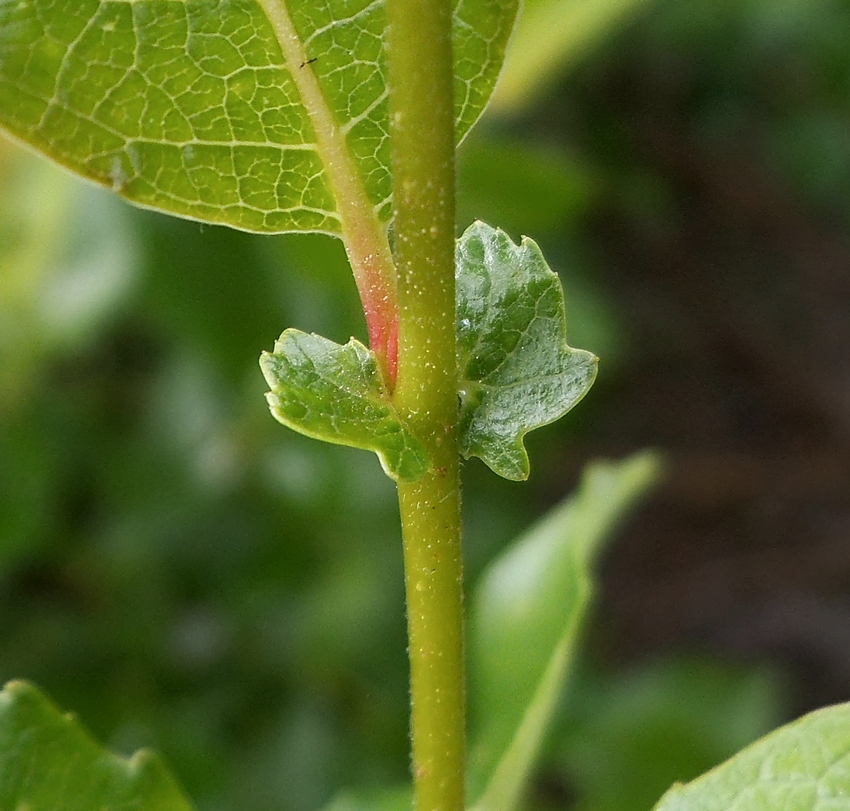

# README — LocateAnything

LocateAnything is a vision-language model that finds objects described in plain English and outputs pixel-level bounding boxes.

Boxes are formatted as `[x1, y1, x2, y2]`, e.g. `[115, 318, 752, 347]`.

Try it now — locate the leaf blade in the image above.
[260, 328, 429, 481]
[468, 452, 661, 811]
[0, 0, 518, 234]
[320, 787, 412, 811]
[457, 221, 598, 480]
[0, 680, 194, 811]
[653, 702, 850, 811]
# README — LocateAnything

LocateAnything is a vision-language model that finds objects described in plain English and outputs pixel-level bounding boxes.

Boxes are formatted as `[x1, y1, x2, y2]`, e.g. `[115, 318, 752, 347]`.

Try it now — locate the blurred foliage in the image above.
[559, 0, 850, 219]
[468, 454, 660, 811]
[0, 454, 657, 811]
[490, 0, 653, 114]
[548, 657, 784, 811]
[4, 0, 849, 807]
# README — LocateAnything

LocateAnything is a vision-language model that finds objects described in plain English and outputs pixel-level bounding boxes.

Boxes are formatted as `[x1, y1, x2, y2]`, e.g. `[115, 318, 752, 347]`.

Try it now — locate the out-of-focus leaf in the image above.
[0, 144, 137, 406]
[320, 787, 411, 811]
[456, 221, 598, 481]
[260, 329, 429, 482]
[653, 702, 850, 811]
[0, 680, 194, 811]
[0, 0, 517, 233]
[468, 452, 661, 811]
[491, 0, 654, 114]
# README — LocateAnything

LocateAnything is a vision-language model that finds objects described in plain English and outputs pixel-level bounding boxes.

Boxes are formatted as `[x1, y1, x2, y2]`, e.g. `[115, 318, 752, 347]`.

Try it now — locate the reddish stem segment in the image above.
[354, 251, 399, 383]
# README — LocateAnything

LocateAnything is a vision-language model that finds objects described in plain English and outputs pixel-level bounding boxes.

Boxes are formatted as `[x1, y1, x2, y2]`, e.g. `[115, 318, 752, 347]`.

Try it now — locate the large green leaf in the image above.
[0, 0, 517, 234]
[653, 702, 850, 811]
[0, 681, 194, 811]
[260, 328, 429, 481]
[468, 452, 661, 811]
[457, 221, 598, 481]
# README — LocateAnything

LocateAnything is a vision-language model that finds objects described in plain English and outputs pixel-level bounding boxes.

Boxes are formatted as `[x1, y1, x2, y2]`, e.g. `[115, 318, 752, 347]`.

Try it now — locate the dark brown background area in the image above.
[539, 0, 850, 714]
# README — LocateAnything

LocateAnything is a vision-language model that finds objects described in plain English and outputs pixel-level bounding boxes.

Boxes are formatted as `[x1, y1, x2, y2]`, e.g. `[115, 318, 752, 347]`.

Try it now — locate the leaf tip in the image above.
[1, 679, 40, 706]
[496, 449, 531, 482]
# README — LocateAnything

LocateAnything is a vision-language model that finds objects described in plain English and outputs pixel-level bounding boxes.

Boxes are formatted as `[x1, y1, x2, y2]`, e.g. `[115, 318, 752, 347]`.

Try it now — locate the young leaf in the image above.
[468, 452, 661, 811]
[0, 0, 517, 234]
[653, 702, 850, 811]
[0, 680, 194, 811]
[260, 329, 429, 482]
[457, 221, 598, 480]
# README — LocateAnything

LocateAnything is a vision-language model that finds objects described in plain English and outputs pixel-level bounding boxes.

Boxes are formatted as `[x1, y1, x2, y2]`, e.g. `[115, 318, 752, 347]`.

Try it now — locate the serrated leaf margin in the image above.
[260, 329, 430, 482]
[456, 221, 598, 480]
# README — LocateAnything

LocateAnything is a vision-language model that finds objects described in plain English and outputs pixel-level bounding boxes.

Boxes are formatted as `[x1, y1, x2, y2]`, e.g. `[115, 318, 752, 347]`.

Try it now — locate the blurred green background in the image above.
[3, 0, 850, 808]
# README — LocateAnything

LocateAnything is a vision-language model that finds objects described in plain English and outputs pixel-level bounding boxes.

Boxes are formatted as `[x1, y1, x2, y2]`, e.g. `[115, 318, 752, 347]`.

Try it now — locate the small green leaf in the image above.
[0, 680, 193, 811]
[456, 221, 598, 480]
[468, 452, 661, 811]
[260, 329, 429, 482]
[653, 702, 850, 811]
[0, 0, 517, 234]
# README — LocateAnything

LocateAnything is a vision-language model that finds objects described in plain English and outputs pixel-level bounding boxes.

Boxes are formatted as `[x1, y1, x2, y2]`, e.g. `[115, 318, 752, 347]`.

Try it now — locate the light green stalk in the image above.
[386, 1, 464, 809]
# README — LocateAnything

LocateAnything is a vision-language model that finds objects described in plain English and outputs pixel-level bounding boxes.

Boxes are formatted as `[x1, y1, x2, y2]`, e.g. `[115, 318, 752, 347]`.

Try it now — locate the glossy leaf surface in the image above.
[260, 329, 429, 481]
[468, 452, 661, 811]
[653, 702, 850, 811]
[457, 221, 598, 480]
[0, 681, 193, 811]
[0, 0, 517, 234]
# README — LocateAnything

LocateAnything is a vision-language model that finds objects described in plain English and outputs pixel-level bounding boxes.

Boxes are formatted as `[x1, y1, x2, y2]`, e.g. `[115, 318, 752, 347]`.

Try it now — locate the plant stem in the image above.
[386, 1, 463, 810]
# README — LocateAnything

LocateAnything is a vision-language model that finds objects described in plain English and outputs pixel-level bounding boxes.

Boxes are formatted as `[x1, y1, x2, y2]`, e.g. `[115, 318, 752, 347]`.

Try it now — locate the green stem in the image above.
[386, 1, 463, 810]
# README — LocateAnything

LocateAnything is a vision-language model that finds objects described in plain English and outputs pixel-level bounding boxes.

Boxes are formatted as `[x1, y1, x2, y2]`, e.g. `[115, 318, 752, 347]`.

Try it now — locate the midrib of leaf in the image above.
[256, 0, 398, 379]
